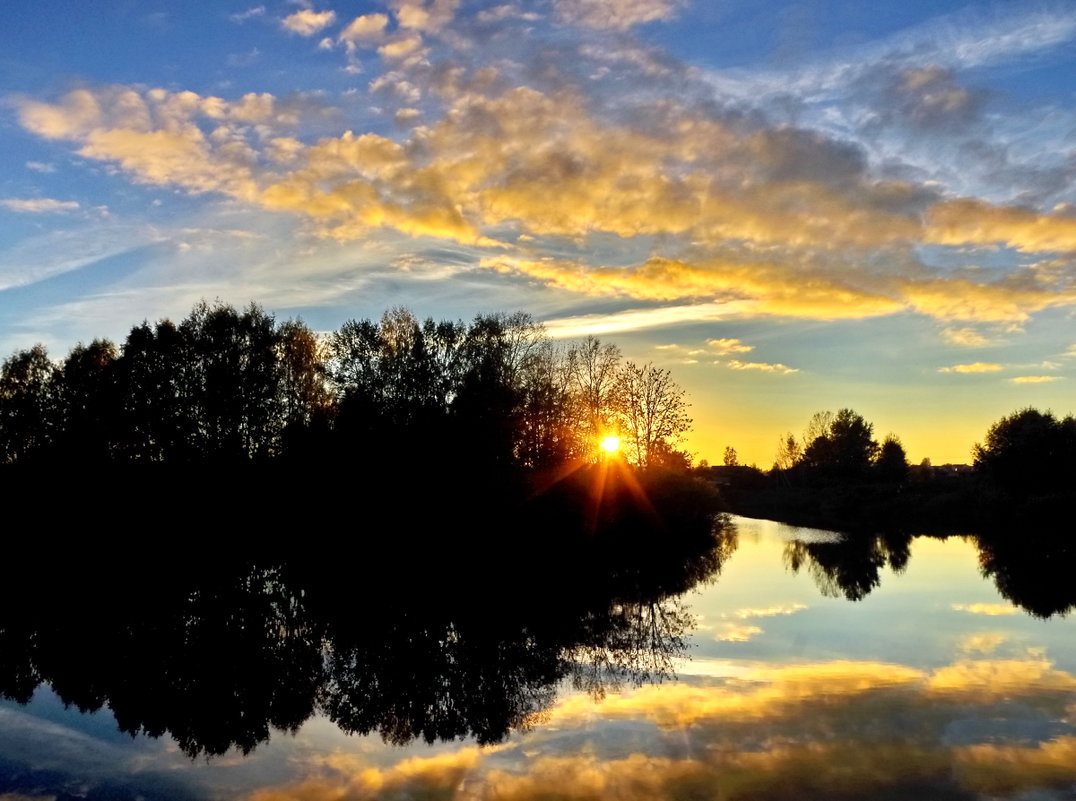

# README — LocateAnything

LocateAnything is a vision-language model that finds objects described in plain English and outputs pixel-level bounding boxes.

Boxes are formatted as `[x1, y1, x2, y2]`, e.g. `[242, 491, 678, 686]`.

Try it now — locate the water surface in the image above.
[3, 516, 1076, 800]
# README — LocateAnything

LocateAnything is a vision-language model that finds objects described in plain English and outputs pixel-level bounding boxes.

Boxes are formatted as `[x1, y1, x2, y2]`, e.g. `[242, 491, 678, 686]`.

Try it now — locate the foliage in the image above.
[973, 407, 1076, 496]
[799, 408, 879, 478]
[874, 434, 909, 484]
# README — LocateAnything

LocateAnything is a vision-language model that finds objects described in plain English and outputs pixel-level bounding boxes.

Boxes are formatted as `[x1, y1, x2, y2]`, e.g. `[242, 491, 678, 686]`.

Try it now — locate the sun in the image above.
[601, 435, 620, 454]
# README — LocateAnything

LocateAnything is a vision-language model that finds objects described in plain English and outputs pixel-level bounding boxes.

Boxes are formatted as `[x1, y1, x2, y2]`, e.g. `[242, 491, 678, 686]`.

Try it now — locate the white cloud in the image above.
[229, 6, 265, 23]
[1, 198, 80, 213]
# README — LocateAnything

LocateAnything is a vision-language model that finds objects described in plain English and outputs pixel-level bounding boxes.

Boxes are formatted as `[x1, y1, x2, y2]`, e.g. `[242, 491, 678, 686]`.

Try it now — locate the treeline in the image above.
[0, 301, 690, 471]
[715, 407, 1076, 533]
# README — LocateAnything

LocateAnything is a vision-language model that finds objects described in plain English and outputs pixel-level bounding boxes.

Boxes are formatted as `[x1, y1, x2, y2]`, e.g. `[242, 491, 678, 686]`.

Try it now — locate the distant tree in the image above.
[774, 432, 802, 471]
[874, 434, 909, 484]
[800, 408, 879, 478]
[973, 408, 1076, 495]
[614, 362, 691, 468]
[723, 446, 738, 467]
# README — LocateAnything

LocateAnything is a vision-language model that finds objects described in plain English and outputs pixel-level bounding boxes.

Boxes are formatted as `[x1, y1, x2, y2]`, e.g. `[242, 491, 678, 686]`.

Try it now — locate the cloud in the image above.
[339, 13, 389, 44]
[958, 632, 1008, 656]
[707, 622, 764, 642]
[281, 9, 336, 36]
[727, 360, 798, 374]
[553, 0, 681, 30]
[941, 327, 991, 347]
[938, 362, 1002, 374]
[16, 78, 1076, 328]
[0, 198, 80, 213]
[951, 603, 1018, 616]
[390, 0, 460, 32]
[734, 603, 808, 619]
[229, 6, 265, 23]
[926, 199, 1076, 253]
[542, 304, 745, 339]
[707, 338, 753, 355]
[25, 160, 55, 173]
[378, 34, 425, 60]
[1011, 375, 1061, 384]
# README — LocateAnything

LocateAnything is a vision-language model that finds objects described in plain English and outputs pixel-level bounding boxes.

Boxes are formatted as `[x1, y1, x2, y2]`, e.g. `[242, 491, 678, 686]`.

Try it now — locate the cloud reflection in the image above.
[246, 657, 1076, 801]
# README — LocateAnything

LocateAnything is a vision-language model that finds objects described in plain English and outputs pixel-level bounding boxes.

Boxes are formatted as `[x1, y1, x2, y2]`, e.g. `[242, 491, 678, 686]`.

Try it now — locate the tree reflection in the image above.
[783, 532, 912, 601]
[976, 531, 1076, 618]
[0, 471, 733, 757]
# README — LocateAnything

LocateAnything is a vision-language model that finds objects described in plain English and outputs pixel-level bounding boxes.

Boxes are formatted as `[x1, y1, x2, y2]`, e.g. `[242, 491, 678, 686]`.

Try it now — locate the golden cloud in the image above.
[18, 83, 1076, 327]
[241, 657, 1076, 801]
[1011, 375, 1062, 383]
[926, 198, 1076, 253]
[707, 338, 753, 355]
[734, 603, 808, 619]
[938, 362, 1003, 373]
[282, 9, 337, 36]
[952, 602, 1019, 616]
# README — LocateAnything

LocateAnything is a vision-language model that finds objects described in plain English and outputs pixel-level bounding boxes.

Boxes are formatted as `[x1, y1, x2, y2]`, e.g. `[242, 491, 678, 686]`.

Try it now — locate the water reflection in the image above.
[5, 517, 1076, 801]
[0, 479, 734, 757]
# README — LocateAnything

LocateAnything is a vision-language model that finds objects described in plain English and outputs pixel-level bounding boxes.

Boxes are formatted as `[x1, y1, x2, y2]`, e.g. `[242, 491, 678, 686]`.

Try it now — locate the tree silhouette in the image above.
[0, 345, 58, 463]
[614, 362, 691, 468]
[973, 407, 1076, 496]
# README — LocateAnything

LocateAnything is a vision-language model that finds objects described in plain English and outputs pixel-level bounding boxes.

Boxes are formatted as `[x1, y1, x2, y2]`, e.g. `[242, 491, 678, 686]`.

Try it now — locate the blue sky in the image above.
[3, 0, 1076, 464]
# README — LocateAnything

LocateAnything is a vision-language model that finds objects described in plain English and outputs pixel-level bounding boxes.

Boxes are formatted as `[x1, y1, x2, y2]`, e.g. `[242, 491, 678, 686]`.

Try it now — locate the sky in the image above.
[2, 0, 1076, 466]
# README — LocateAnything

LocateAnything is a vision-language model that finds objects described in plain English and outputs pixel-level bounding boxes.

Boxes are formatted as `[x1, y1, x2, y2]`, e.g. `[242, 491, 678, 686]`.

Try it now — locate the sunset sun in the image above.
[601, 436, 620, 454]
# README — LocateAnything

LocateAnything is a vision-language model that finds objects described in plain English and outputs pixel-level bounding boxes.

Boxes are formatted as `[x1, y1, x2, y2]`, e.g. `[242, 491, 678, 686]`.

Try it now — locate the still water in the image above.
[3, 516, 1076, 800]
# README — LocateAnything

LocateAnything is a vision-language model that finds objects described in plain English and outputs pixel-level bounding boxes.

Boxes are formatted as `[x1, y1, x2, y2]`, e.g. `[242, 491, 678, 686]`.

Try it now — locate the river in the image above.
[2, 515, 1075, 800]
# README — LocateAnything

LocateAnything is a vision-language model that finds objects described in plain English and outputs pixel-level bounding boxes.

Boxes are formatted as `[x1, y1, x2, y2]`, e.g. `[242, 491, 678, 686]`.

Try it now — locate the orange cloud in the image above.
[1011, 375, 1062, 383]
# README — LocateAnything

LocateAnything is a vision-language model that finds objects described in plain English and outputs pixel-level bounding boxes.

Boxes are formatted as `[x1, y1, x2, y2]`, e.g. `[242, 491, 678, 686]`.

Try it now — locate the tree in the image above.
[973, 407, 1076, 495]
[723, 446, 739, 467]
[614, 362, 691, 468]
[0, 345, 59, 463]
[774, 432, 802, 471]
[565, 336, 622, 459]
[58, 339, 119, 463]
[874, 434, 909, 484]
[800, 408, 878, 478]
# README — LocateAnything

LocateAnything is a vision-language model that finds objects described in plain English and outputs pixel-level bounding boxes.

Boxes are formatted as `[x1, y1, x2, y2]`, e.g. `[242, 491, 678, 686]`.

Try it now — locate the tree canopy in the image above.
[0, 300, 694, 472]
